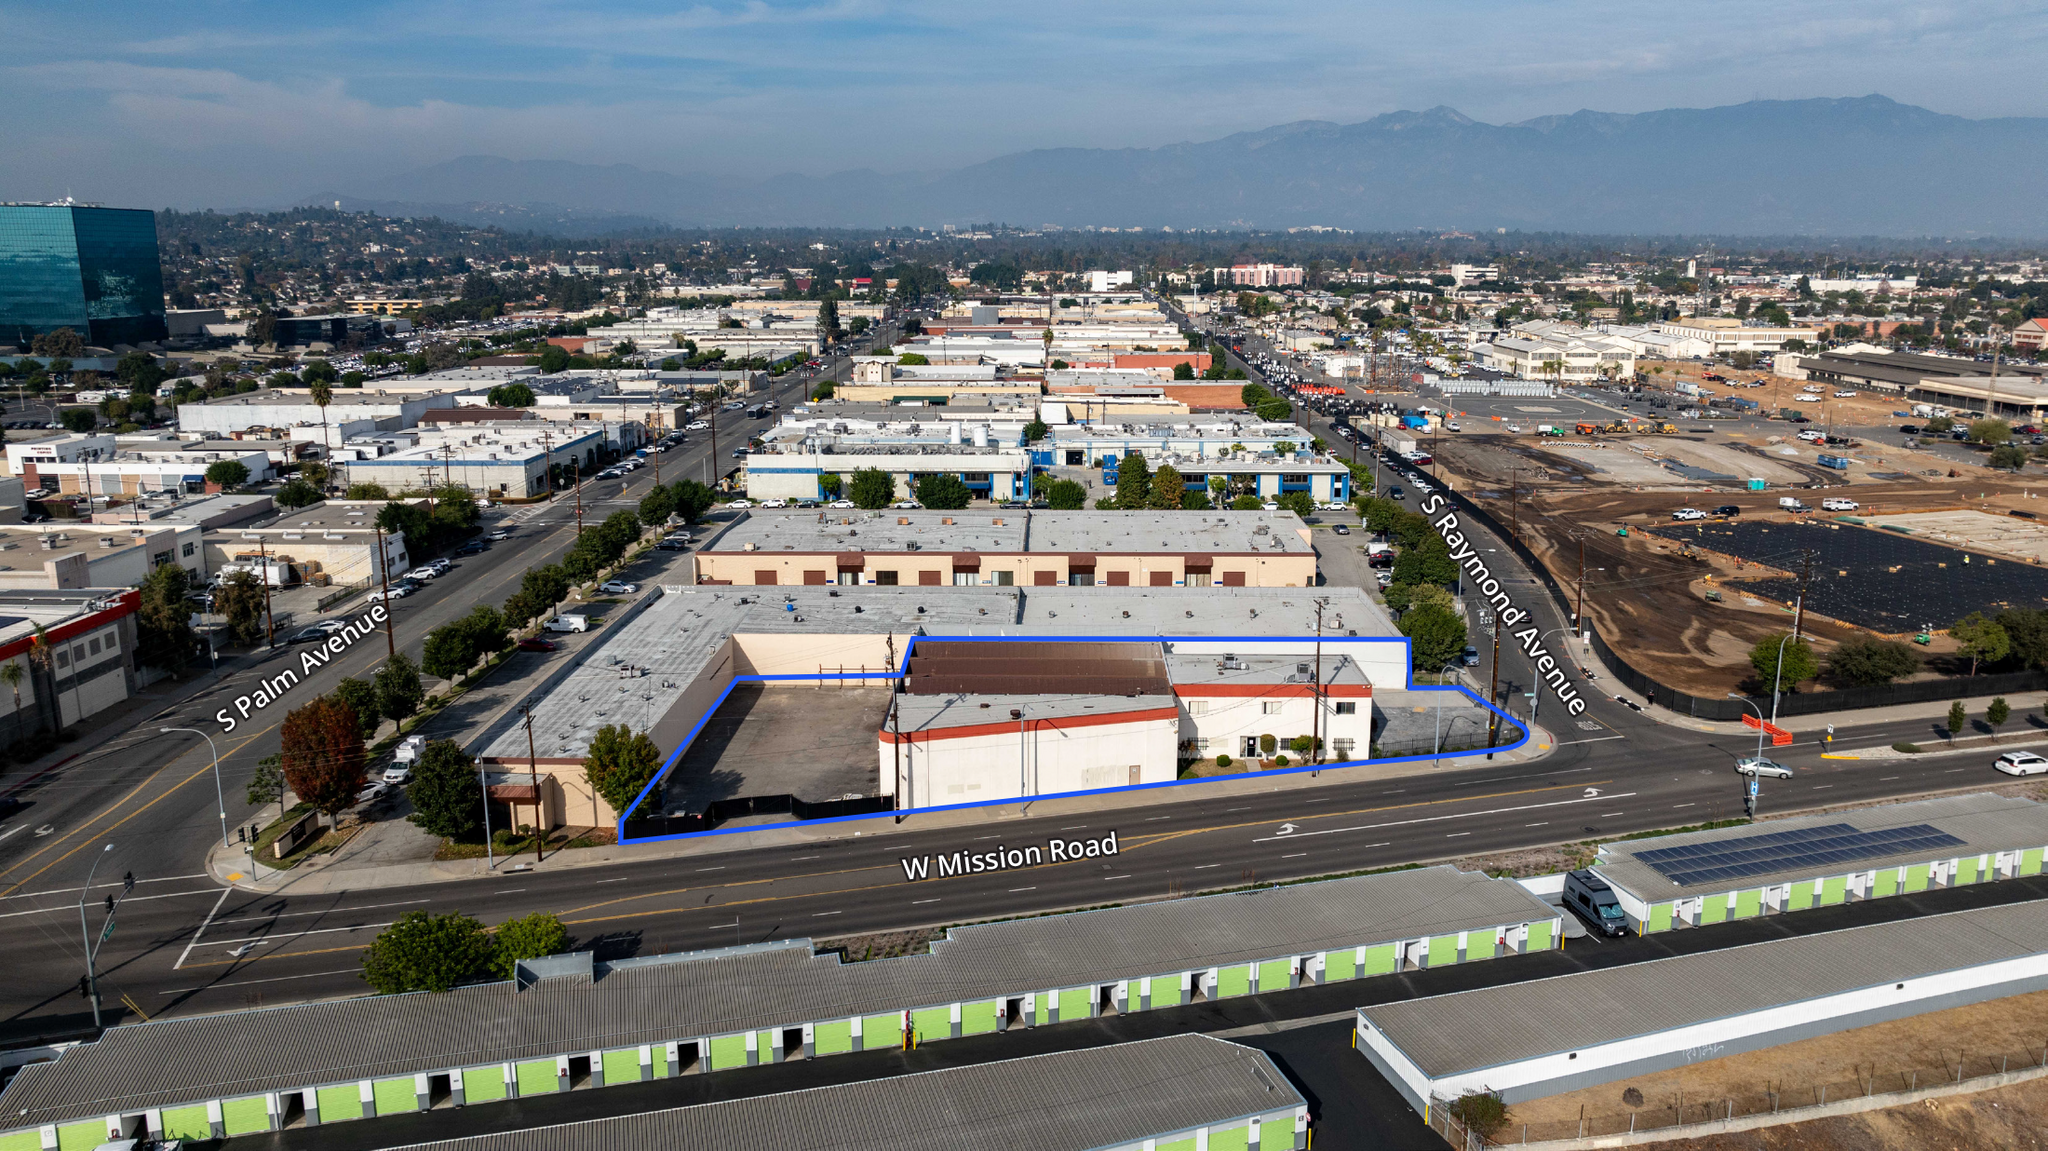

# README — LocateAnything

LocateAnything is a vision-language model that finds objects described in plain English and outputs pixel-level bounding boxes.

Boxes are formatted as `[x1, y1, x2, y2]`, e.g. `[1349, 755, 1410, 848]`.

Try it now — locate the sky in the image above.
[2, 0, 2043, 211]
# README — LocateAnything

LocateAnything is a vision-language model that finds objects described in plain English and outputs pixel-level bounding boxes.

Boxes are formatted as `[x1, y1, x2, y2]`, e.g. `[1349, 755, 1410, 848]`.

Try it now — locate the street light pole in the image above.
[160, 727, 229, 848]
[1727, 693, 1768, 817]
[76, 842, 113, 1029]
[1433, 661, 1461, 767]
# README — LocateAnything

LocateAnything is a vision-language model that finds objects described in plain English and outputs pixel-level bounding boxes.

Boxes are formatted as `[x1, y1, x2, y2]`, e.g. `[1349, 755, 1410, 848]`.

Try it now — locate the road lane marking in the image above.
[1009, 886, 1036, 892]
[208, 898, 434, 928]
[159, 968, 362, 994]
[1556, 735, 1628, 746]
[1446, 832, 1470, 838]
[812, 911, 841, 917]
[1192, 864, 1220, 869]
[0, 887, 221, 919]
[1601, 812, 1625, 817]
[174, 887, 234, 971]
[1281, 853, 1308, 858]
[1526, 822, 1548, 827]
[1250, 790, 1639, 844]
[200, 920, 400, 949]
[911, 898, 941, 904]
[1673, 803, 1695, 809]
[1104, 874, 1130, 880]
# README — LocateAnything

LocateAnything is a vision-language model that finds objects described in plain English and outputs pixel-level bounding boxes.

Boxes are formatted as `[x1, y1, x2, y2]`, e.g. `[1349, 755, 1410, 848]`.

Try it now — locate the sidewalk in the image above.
[208, 719, 1561, 895]
[1610, 681, 2048, 742]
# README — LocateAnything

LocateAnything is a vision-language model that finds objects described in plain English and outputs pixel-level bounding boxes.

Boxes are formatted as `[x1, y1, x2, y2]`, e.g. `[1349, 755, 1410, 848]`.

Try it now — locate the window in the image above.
[991, 570, 1014, 586]
[953, 572, 977, 586]
[88, 637, 100, 655]
[181, 541, 196, 557]
[1262, 701, 1284, 715]
[1188, 700, 1210, 717]
[1069, 571, 1095, 586]
[1191, 737, 1210, 753]
[1334, 701, 1357, 715]
[1187, 571, 1212, 587]
[100, 632, 116, 653]
[873, 571, 899, 586]
[1332, 738, 1355, 759]
[55, 649, 68, 669]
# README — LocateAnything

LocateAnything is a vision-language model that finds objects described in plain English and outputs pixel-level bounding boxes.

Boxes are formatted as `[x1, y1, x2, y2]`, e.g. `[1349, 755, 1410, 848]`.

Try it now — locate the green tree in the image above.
[1947, 699, 1968, 741]
[1230, 494, 1264, 511]
[1023, 418, 1049, 443]
[246, 753, 286, 816]
[332, 677, 382, 740]
[1968, 418, 2012, 445]
[1748, 632, 1818, 692]
[360, 910, 495, 994]
[1254, 398, 1292, 421]
[274, 477, 322, 508]
[1987, 696, 2011, 733]
[810, 379, 836, 401]
[897, 352, 930, 366]
[817, 473, 842, 499]
[1113, 454, 1151, 510]
[849, 467, 895, 509]
[584, 723, 662, 819]
[1392, 533, 1459, 588]
[375, 653, 425, 726]
[1240, 382, 1271, 406]
[669, 479, 717, 522]
[536, 345, 571, 373]
[135, 562, 199, 671]
[1922, 415, 1954, 434]
[406, 739, 484, 841]
[1999, 609, 2048, 669]
[215, 572, 266, 646]
[1989, 444, 2030, 471]
[1045, 478, 1087, 509]
[1400, 603, 1468, 673]
[638, 483, 677, 525]
[205, 459, 250, 490]
[1274, 491, 1315, 519]
[489, 911, 571, 979]
[1951, 612, 2011, 674]
[59, 408, 96, 433]
[1172, 361, 1196, 380]
[421, 622, 480, 682]
[280, 695, 366, 825]
[1826, 638, 1919, 686]
[1148, 464, 1185, 510]
[346, 482, 391, 500]
[486, 382, 537, 407]
[914, 473, 972, 509]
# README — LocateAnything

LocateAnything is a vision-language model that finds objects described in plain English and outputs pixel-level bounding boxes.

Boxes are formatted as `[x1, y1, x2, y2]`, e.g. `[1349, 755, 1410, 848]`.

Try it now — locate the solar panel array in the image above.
[1633, 822, 1967, 888]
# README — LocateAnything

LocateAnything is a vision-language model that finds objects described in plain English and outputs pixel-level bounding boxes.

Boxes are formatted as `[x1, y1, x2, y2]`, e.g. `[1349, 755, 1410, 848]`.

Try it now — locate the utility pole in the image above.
[650, 405, 662, 487]
[887, 634, 906, 821]
[441, 444, 454, 491]
[76, 843, 120, 1030]
[419, 467, 437, 516]
[1485, 622, 1502, 760]
[523, 705, 543, 863]
[256, 537, 276, 649]
[374, 524, 395, 657]
[1310, 600, 1325, 775]
[1793, 549, 1813, 641]
[572, 458, 584, 536]
[1575, 536, 1586, 630]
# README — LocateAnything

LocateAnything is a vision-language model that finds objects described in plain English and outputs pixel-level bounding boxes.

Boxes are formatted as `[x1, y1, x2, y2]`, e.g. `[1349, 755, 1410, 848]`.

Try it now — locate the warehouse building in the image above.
[374, 1035, 1308, 1151]
[1588, 793, 2048, 933]
[0, 865, 1556, 1148]
[742, 445, 1033, 503]
[1355, 900, 2048, 1114]
[342, 425, 609, 499]
[692, 509, 1317, 589]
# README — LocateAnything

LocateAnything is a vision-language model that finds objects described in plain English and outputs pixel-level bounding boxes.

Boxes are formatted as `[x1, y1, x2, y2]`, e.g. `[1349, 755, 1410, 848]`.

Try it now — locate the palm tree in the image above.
[309, 378, 334, 493]
[25, 624, 55, 733]
[0, 659, 23, 736]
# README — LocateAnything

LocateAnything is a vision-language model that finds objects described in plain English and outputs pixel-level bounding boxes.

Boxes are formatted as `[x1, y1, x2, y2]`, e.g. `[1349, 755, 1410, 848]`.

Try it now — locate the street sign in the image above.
[98, 915, 115, 944]
[1748, 779, 1760, 797]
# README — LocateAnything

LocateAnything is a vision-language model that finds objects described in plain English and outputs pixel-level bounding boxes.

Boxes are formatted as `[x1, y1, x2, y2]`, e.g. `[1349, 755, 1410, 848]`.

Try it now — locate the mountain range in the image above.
[315, 97, 2048, 236]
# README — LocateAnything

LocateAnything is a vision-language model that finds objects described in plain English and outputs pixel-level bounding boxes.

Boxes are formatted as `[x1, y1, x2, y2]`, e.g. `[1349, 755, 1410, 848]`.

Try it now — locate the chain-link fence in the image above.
[1427, 1040, 2048, 1146]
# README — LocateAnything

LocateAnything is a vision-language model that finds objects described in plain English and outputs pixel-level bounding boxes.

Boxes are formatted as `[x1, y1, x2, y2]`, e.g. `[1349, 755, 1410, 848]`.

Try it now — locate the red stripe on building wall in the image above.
[879, 706, 1180, 745]
[0, 591, 140, 664]
[1174, 684, 1371, 699]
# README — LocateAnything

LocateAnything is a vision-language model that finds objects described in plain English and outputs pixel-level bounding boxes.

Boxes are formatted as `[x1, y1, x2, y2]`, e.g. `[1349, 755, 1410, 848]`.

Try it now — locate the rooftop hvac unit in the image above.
[1220, 655, 1245, 671]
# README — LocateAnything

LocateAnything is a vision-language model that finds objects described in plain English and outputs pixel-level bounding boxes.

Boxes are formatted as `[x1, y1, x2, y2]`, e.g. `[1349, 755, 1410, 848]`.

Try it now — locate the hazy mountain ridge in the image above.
[323, 97, 2048, 236]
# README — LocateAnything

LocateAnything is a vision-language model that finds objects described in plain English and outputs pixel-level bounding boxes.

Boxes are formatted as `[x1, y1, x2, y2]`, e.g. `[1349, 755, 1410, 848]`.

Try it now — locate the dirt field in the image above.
[1864, 509, 2048, 564]
[1432, 434, 2046, 696]
[1506, 989, 2048, 1143]
[1590, 1073, 2048, 1151]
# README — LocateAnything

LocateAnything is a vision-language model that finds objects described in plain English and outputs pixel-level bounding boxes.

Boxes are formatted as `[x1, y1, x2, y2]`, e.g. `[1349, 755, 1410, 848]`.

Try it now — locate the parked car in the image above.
[686, 420, 710, 430]
[1563, 869, 1631, 937]
[1332, 524, 1350, 535]
[759, 499, 788, 509]
[365, 585, 414, 603]
[1734, 757, 1794, 779]
[1713, 505, 1741, 517]
[1461, 645, 1481, 667]
[1671, 508, 1707, 521]
[484, 529, 512, 542]
[285, 625, 336, 645]
[657, 538, 690, 551]
[1374, 570, 1394, 588]
[543, 613, 589, 634]
[354, 782, 391, 806]
[727, 499, 754, 509]
[599, 580, 639, 595]
[1994, 751, 2048, 777]
[829, 500, 855, 508]
[380, 766, 413, 786]
[405, 567, 442, 582]
[455, 540, 489, 556]
[1820, 497, 1859, 512]
[516, 637, 560, 653]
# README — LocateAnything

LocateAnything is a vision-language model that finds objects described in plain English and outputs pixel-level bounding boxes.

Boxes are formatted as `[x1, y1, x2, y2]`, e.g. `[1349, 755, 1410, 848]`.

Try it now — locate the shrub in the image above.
[1892, 742, 1924, 754]
[1274, 754, 1290, 766]
[1259, 733, 1277, 755]
[1446, 1093, 1509, 1140]
[1214, 753, 1232, 768]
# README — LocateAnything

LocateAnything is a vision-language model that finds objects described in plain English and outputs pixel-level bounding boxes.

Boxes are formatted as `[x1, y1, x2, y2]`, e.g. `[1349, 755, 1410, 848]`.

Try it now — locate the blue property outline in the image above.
[618, 633, 1530, 843]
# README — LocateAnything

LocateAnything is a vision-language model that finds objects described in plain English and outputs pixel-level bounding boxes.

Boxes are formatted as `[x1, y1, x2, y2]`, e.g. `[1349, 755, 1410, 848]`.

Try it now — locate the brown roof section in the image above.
[903, 639, 1169, 696]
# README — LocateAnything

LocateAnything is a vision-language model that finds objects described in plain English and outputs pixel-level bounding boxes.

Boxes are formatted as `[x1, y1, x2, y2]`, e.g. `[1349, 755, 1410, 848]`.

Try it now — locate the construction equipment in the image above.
[1574, 422, 1601, 436]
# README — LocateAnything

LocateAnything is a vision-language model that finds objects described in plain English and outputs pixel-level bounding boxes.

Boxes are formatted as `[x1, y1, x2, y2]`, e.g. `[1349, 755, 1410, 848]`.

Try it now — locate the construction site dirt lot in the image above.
[1431, 436, 2047, 697]
[1505, 989, 2048, 1146]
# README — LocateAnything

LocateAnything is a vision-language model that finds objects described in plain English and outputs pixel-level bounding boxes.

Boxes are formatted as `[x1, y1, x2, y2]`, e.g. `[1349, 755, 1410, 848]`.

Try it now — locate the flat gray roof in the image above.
[1593, 793, 2048, 899]
[1359, 899, 2048, 1080]
[705, 509, 1312, 556]
[896, 692, 1178, 733]
[378, 1035, 1300, 1151]
[1168, 651, 1371, 688]
[0, 865, 1548, 1128]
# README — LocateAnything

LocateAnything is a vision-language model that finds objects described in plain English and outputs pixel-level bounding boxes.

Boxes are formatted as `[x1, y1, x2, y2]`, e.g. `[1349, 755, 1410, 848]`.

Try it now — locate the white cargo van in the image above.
[543, 614, 590, 634]
[1777, 496, 1810, 512]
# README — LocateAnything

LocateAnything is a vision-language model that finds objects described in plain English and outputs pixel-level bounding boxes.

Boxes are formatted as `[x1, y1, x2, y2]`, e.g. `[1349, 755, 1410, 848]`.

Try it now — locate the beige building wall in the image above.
[695, 551, 1315, 588]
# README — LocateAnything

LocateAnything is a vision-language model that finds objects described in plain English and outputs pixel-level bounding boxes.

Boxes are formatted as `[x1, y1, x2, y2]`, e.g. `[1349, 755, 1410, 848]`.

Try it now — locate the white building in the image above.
[1651, 317, 1822, 355]
[1474, 333, 1636, 382]
[341, 425, 608, 499]
[1086, 270, 1135, 292]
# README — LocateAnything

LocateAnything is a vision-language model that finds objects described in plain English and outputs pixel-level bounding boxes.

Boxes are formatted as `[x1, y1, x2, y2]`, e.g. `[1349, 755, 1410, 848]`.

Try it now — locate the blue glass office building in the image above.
[0, 204, 168, 349]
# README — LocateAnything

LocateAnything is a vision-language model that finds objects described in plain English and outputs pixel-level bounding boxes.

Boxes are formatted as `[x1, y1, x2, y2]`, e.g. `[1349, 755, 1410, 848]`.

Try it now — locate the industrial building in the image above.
[174, 390, 455, 437]
[0, 203, 167, 349]
[0, 589, 144, 739]
[691, 509, 1318, 589]
[1355, 899, 2048, 1113]
[1587, 792, 2048, 932]
[1788, 348, 2048, 420]
[0, 864, 1555, 1148]
[5, 433, 274, 495]
[742, 445, 1033, 503]
[341, 425, 609, 499]
[374, 1036, 1308, 1151]
[204, 502, 413, 588]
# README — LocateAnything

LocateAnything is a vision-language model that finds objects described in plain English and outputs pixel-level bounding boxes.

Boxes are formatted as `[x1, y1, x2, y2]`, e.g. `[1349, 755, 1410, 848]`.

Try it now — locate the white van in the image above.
[1777, 496, 1810, 512]
[543, 613, 589, 634]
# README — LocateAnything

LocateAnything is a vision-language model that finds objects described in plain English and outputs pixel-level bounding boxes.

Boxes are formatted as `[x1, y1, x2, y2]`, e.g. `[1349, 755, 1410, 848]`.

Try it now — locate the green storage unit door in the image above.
[1217, 965, 1251, 998]
[1873, 869, 1899, 898]
[1151, 973, 1186, 1005]
[315, 1085, 362, 1122]
[963, 999, 1000, 1035]
[1905, 863, 1931, 892]
[1361, 943, 1397, 974]
[1648, 902, 1673, 933]
[1820, 876, 1847, 905]
[221, 1096, 271, 1136]
[1157, 1139, 1198, 1151]
[1323, 950, 1355, 981]
[2024, 848, 2045, 877]
[1699, 894, 1727, 924]
[814, 1020, 854, 1055]
[1525, 921, 1553, 951]
[57, 1121, 108, 1151]
[374, 1077, 417, 1115]
[1427, 934, 1458, 967]
[1207, 1123, 1250, 1151]
[160, 1105, 214, 1140]
[1787, 882, 1814, 911]
[1262, 1116, 1296, 1149]
[1734, 888, 1763, 917]
[1258, 958, 1291, 991]
[517, 1058, 559, 1095]
[912, 1006, 951, 1042]
[1957, 857, 1980, 884]
[602, 1049, 638, 1084]
[862, 1013, 903, 1048]
[0, 1130, 43, 1151]
[707, 1035, 749, 1071]
[1058, 987, 1091, 1019]
[463, 1066, 507, 1104]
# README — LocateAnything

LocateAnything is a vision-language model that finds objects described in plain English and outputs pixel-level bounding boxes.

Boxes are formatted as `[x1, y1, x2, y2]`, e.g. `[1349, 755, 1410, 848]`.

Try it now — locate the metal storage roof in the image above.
[1359, 899, 2048, 1079]
[0, 865, 1548, 1128]
[1593, 793, 2048, 899]
[378, 1034, 1299, 1151]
